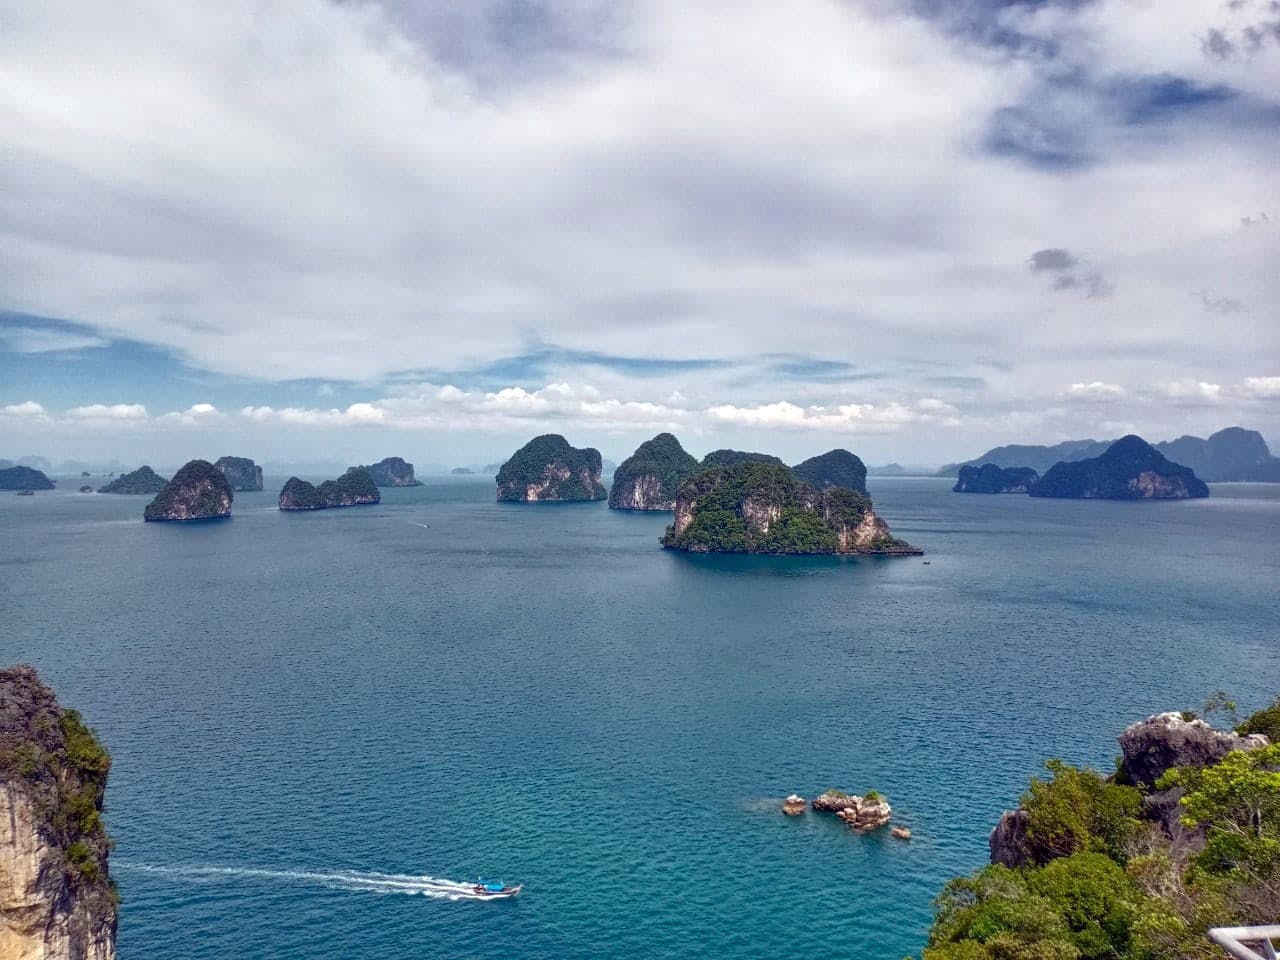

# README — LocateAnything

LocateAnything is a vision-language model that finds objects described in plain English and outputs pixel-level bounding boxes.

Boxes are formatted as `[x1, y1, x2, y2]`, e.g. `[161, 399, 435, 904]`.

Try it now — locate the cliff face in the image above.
[97, 466, 167, 495]
[349, 457, 421, 487]
[0, 468, 55, 492]
[791, 450, 868, 494]
[214, 456, 263, 492]
[496, 435, 607, 502]
[662, 462, 921, 555]
[953, 464, 1039, 494]
[1028, 435, 1209, 500]
[608, 433, 699, 511]
[143, 460, 233, 521]
[279, 470, 380, 510]
[1116, 711, 1268, 789]
[0, 666, 116, 960]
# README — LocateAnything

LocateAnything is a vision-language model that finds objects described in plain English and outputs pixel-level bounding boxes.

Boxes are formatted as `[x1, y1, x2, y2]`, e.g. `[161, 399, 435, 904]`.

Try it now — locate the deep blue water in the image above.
[2, 477, 1278, 959]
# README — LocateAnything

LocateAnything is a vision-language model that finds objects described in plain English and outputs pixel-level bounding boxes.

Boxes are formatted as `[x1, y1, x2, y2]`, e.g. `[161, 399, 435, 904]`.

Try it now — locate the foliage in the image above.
[1022, 760, 1144, 864]
[700, 449, 785, 468]
[1028, 436, 1209, 500]
[1202, 691, 1238, 727]
[280, 470, 380, 510]
[496, 434, 606, 501]
[1236, 696, 1280, 742]
[865, 790, 883, 802]
[609, 433, 699, 506]
[792, 449, 868, 493]
[97, 465, 167, 494]
[0, 465, 56, 490]
[143, 459, 233, 519]
[953, 464, 1039, 494]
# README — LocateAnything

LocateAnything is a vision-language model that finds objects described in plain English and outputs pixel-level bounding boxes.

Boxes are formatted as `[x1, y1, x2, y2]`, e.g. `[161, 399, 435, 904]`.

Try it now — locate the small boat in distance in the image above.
[472, 881, 522, 898]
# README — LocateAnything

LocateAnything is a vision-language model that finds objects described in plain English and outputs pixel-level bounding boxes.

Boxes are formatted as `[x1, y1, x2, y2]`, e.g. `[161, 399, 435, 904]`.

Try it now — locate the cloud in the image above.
[1242, 376, 1280, 398]
[1193, 290, 1244, 314]
[1067, 381, 1126, 402]
[0, 326, 110, 353]
[1160, 380, 1223, 403]
[158, 402, 224, 425]
[1, 400, 47, 416]
[705, 398, 955, 432]
[66, 403, 148, 420]
[1029, 249, 1080, 272]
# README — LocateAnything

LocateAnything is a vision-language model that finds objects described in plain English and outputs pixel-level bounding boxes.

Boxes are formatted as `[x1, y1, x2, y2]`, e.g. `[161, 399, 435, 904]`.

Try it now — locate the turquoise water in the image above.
[3, 477, 1278, 959]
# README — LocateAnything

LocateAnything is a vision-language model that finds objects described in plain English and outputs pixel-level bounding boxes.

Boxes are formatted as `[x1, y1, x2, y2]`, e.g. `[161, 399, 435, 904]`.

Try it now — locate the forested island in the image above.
[1029, 436, 1209, 500]
[608, 433, 699, 511]
[143, 460, 233, 521]
[496, 434, 607, 502]
[0, 465, 55, 490]
[98, 466, 166, 495]
[953, 464, 1039, 494]
[214, 456, 263, 491]
[279, 469, 381, 510]
[662, 460, 920, 555]
[349, 457, 421, 487]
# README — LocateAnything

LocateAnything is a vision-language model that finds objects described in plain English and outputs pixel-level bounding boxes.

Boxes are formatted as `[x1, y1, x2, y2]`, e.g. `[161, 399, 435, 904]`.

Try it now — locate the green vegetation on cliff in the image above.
[700, 449, 785, 469]
[496, 434, 606, 501]
[0, 465, 55, 490]
[922, 697, 1280, 960]
[279, 469, 380, 510]
[791, 449, 868, 493]
[608, 433, 699, 510]
[1029, 436, 1209, 500]
[143, 459, 234, 521]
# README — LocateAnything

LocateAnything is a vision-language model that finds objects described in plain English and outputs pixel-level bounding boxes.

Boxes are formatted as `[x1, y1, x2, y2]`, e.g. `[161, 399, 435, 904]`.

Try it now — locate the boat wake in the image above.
[124, 864, 501, 901]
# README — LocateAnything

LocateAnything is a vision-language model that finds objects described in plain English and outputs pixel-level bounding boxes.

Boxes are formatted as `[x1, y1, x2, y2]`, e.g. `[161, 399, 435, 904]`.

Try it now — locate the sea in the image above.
[2, 476, 1278, 959]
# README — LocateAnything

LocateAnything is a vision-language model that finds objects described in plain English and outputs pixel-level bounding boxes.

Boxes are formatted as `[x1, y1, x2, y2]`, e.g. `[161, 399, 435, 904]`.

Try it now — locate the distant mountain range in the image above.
[940, 426, 1280, 482]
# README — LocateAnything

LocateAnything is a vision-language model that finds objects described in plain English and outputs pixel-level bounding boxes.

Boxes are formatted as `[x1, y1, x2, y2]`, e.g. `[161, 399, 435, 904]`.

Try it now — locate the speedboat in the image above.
[472, 881, 522, 898]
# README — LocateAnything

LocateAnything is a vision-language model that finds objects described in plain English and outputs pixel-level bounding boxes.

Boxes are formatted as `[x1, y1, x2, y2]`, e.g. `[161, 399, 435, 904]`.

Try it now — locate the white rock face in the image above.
[0, 783, 115, 960]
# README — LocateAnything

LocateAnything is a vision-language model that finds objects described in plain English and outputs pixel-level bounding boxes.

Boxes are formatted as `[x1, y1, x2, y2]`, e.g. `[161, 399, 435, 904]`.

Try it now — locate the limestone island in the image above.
[953, 464, 1039, 494]
[0, 466, 55, 491]
[349, 457, 421, 487]
[214, 456, 263, 491]
[496, 434, 607, 502]
[700, 449, 785, 468]
[0, 665, 117, 960]
[791, 449, 868, 493]
[143, 460, 233, 521]
[279, 469, 380, 510]
[78, 485, 93, 493]
[1028, 435, 1209, 500]
[661, 462, 921, 555]
[97, 465, 166, 495]
[608, 433, 699, 511]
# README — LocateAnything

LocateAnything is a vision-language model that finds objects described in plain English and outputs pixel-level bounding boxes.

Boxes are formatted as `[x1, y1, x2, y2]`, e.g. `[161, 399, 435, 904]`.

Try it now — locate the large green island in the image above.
[496, 434, 607, 502]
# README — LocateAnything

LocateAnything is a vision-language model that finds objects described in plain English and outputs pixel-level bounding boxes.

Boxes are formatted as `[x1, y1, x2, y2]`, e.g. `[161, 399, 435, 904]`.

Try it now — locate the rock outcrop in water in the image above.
[278, 469, 381, 510]
[143, 460, 233, 521]
[1028, 435, 1209, 500]
[810, 789, 892, 830]
[0, 665, 116, 960]
[0, 467, 55, 491]
[662, 462, 921, 555]
[348, 457, 421, 487]
[496, 435, 607, 502]
[791, 449, 868, 494]
[214, 456, 263, 492]
[97, 466, 166, 495]
[608, 433, 699, 511]
[1116, 711, 1268, 789]
[953, 464, 1039, 494]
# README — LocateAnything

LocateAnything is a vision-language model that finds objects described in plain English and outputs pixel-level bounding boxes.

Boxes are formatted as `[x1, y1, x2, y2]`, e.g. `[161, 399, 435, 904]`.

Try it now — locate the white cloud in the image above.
[1066, 381, 1126, 403]
[1242, 376, 1280, 399]
[67, 403, 148, 420]
[158, 402, 224, 424]
[1, 400, 47, 416]
[1160, 380, 1222, 402]
[0, 326, 109, 353]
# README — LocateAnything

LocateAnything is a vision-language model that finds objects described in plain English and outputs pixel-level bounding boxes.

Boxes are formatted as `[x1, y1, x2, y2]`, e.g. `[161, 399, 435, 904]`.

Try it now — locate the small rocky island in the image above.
[1029, 435, 1209, 500]
[97, 465, 167, 495]
[349, 457, 421, 487]
[0, 665, 117, 960]
[496, 434, 607, 502]
[953, 464, 1039, 494]
[0, 466, 55, 491]
[143, 460, 233, 521]
[661, 462, 921, 555]
[791, 449, 868, 493]
[608, 433, 699, 511]
[279, 469, 381, 510]
[214, 456, 263, 491]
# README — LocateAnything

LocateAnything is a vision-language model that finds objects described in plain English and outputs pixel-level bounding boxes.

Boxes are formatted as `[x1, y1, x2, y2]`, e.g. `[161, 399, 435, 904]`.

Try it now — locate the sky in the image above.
[1, 0, 1277, 471]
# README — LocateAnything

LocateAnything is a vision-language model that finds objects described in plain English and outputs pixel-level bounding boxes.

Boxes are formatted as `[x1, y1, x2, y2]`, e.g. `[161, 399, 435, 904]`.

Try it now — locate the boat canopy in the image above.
[484, 882, 505, 892]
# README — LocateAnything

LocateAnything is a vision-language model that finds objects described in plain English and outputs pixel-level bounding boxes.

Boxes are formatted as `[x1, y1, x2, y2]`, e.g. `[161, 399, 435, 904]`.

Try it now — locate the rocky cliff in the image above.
[279, 469, 381, 510]
[97, 466, 166, 495]
[142, 460, 233, 521]
[0, 468, 55, 492]
[348, 457, 421, 487]
[1116, 711, 1268, 789]
[0, 666, 116, 960]
[953, 464, 1039, 494]
[214, 456, 263, 492]
[662, 462, 921, 555]
[608, 433, 699, 511]
[791, 449, 868, 494]
[496, 435, 607, 502]
[1028, 435, 1209, 499]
